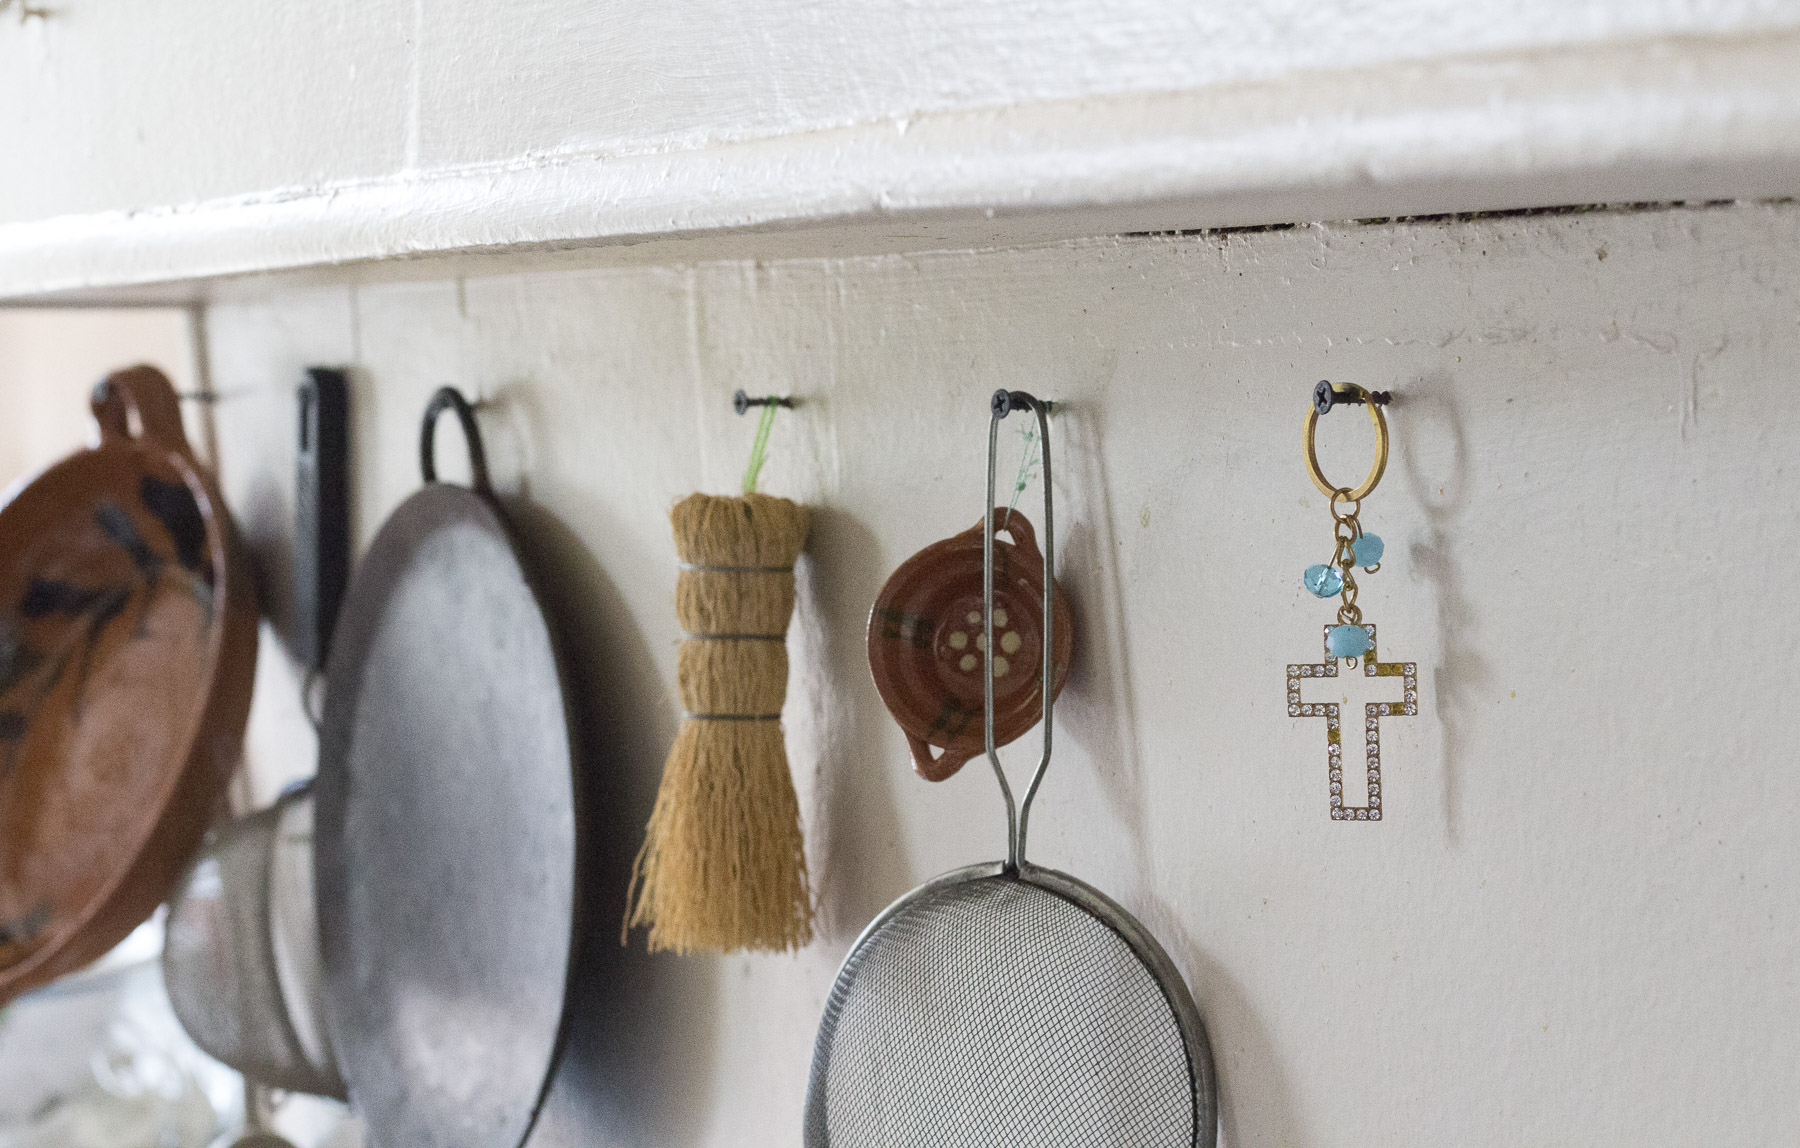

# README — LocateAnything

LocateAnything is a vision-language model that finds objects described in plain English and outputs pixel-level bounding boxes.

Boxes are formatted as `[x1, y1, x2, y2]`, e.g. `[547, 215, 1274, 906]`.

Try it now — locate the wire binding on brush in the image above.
[684, 633, 786, 642]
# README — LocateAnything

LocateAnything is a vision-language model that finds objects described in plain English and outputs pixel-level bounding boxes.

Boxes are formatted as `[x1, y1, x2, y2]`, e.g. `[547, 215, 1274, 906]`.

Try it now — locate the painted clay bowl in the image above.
[0, 365, 257, 1005]
[868, 510, 1073, 781]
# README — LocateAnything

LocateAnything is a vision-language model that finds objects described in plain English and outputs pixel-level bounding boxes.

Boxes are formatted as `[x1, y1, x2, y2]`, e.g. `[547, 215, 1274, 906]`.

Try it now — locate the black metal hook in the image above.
[1313, 380, 1391, 416]
[733, 390, 796, 415]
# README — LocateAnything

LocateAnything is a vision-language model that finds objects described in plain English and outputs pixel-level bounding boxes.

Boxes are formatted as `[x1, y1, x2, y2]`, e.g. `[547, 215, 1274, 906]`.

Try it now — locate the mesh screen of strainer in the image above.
[805, 871, 1203, 1148]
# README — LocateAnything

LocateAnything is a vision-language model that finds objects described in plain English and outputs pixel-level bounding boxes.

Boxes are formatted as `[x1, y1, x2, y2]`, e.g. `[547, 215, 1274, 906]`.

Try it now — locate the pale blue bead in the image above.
[1328, 624, 1372, 660]
[1352, 533, 1384, 567]
[1303, 564, 1343, 598]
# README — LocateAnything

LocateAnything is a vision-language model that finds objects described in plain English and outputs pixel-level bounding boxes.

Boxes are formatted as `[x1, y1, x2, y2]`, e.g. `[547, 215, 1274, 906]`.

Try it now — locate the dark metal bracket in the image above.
[295, 367, 349, 673]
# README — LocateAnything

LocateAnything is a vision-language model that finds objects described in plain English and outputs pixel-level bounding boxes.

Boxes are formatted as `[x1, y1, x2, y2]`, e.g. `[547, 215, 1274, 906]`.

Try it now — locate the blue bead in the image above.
[1303, 564, 1343, 598]
[1352, 533, 1384, 567]
[1328, 624, 1372, 660]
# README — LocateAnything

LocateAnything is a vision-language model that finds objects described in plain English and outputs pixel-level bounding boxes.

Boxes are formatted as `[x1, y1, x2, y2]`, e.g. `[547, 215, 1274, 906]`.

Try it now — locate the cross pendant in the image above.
[1287, 623, 1416, 822]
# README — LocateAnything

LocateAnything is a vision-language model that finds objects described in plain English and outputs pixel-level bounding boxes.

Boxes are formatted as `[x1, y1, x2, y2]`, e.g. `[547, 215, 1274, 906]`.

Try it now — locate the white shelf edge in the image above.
[5, 29, 1800, 302]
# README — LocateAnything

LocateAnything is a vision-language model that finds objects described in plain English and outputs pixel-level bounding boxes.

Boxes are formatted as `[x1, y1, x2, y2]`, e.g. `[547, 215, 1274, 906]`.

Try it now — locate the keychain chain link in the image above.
[1329, 488, 1364, 631]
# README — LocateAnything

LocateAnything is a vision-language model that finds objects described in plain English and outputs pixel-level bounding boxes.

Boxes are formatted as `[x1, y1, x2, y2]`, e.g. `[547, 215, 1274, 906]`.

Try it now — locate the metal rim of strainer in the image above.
[806, 390, 1218, 1146]
[821, 859, 1219, 1139]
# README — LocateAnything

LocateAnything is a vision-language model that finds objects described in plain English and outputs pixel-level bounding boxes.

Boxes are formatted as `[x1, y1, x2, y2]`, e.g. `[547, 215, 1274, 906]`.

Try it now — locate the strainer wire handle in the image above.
[986, 389, 1053, 872]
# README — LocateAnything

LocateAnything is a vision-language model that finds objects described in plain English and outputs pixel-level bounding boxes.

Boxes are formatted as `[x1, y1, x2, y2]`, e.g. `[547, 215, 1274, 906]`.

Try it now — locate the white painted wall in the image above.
[0, 309, 196, 481]
[5, 1, 1800, 294]
[181, 201, 1800, 1146]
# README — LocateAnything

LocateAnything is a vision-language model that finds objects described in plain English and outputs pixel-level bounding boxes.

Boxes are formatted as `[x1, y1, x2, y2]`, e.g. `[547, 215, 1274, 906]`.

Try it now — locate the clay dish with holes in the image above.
[867, 510, 1073, 782]
[0, 365, 258, 1005]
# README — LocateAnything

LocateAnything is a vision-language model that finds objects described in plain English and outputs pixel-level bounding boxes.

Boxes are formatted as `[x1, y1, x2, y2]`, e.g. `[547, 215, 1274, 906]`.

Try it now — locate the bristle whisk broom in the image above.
[624, 492, 814, 953]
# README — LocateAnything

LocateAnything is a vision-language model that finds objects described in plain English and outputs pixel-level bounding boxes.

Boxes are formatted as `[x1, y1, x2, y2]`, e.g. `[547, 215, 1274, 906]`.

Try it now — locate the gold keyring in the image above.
[1303, 384, 1389, 500]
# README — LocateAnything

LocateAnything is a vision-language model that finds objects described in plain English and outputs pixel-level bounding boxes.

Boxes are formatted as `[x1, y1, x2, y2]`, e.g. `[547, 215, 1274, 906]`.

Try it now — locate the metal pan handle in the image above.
[419, 386, 491, 493]
[985, 388, 1054, 872]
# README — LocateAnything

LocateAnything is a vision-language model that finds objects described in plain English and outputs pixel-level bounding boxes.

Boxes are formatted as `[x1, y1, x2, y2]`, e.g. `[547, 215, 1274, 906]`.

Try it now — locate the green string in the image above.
[1001, 421, 1040, 528]
[741, 401, 780, 494]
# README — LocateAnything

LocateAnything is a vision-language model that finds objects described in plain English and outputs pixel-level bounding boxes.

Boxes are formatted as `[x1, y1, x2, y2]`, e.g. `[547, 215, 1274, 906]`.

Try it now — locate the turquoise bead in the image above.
[1352, 533, 1384, 567]
[1303, 564, 1343, 598]
[1328, 624, 1372, 659]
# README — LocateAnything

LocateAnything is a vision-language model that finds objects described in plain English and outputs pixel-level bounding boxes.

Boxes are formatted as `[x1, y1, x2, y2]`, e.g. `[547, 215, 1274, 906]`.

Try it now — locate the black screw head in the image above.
[1313, 379, 1335, 416]
[733, 389, 751, 416]
[991, 389, 1014, 418]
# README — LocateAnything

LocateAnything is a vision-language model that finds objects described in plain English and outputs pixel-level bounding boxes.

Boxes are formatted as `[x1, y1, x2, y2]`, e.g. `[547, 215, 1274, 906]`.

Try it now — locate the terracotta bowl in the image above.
[868, 510, 1073, 781]
[0, 365, 257, 1005]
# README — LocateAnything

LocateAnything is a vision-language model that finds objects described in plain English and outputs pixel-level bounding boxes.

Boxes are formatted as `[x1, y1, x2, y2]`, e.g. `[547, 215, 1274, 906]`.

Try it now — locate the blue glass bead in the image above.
[1303, 564, 1343, 598]
[1352, 532, 1384, 567]
[1328, 624, 1372, 660]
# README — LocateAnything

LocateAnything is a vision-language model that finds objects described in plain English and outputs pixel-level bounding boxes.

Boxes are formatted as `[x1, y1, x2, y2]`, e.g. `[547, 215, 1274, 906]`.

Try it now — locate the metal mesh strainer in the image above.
[163, 785, 345, 1099]
[807, 391, 1217, 1147]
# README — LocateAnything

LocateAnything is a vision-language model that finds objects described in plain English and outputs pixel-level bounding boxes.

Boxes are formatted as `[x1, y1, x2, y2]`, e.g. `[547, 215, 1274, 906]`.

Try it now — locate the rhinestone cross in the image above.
[1287, 623, 1416, 822]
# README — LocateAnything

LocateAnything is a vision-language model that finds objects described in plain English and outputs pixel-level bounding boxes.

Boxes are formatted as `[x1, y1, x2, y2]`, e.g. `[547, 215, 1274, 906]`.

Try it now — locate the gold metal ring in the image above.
[1303, 384, 1389, 499]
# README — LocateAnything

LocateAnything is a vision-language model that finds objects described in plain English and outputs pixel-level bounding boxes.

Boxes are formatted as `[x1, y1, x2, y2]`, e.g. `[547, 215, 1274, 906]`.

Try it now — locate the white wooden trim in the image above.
[4, 30, 1800, 300]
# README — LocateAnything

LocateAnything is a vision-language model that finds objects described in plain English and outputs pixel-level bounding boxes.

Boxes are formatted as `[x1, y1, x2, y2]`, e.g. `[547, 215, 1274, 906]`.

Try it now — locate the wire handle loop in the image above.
[986, 389, 1054, 872]
[420, 386, 491, 493]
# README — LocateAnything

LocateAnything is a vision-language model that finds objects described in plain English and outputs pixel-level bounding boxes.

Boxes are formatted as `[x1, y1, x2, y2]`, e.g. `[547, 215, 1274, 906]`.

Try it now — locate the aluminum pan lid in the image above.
[315, 483, 577, 1148]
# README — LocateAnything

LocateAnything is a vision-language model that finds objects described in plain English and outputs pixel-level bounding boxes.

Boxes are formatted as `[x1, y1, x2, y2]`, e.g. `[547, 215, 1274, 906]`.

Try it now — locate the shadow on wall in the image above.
[1394, 374, 1482, 844]
[795, 505, 911, 943]
[1053, 397, 1301, 1148]
[501, 498, 719, 1148]
[229, 452, 292, 649]
[1053, 398, 1150, 850]
[1137, 894, 1300, 1148]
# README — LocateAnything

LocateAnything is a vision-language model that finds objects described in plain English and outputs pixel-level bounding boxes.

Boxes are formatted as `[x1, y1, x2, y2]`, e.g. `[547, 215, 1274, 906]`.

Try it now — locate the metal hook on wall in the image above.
[733, 390, 796, 415]
[176, 389, 258, 406]
[1313, 380, 1391, 416]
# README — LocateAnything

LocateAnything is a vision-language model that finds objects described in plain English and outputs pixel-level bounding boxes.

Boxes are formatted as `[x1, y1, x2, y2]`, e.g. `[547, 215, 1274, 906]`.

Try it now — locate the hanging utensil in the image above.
[868, 509, 1073, 781]
[163, 782, 345, 1099]
[805, 390, 1218, 1148]
[265, 780, 338, 1089]
[314, 387, 579, 1148]
[624, 490, 814, 955]
[0, 364, 258, 1006]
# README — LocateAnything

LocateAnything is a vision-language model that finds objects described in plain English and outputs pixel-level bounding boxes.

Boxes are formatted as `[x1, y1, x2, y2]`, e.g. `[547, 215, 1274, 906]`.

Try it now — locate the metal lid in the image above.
[315, 392, 577, 1148]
